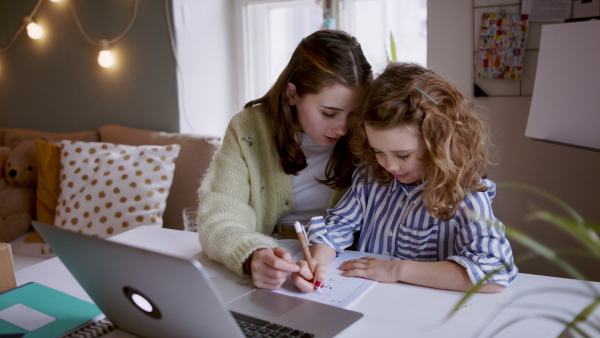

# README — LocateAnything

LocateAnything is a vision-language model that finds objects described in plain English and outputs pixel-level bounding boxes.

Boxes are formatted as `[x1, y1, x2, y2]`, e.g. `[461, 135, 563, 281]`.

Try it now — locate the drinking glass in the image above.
[182, 207, 198, 232]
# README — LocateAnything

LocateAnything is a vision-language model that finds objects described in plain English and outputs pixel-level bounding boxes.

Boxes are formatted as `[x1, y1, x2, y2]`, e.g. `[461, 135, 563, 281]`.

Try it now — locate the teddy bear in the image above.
[0, 140, 37, 242]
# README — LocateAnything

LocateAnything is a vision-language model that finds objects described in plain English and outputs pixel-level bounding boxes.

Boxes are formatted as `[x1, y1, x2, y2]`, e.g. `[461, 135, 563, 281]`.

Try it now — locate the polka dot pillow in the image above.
[54, 140, 180, 238]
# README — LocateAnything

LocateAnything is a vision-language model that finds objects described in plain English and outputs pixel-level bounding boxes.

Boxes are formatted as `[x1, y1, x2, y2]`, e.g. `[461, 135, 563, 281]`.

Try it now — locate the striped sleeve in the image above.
[306, 168, 366, 254]
[447, 180, 518, 287]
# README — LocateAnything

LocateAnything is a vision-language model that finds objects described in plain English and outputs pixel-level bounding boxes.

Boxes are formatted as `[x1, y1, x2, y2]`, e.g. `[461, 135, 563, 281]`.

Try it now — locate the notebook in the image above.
[0, 282, 104, 337]
[32, 221, 363, 338]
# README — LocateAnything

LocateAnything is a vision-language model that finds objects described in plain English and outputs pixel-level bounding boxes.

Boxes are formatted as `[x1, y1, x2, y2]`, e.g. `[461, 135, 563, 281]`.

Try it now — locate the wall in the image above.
[430, 0, 600, 281]
[172, 0, 236, 136]
[0, 0, 180, 133]
[428, 0, 473, 96]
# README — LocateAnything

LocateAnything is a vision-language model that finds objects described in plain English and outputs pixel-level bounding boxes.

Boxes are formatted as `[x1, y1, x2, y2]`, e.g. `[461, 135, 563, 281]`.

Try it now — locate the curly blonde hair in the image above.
[349, 62, 492, 221]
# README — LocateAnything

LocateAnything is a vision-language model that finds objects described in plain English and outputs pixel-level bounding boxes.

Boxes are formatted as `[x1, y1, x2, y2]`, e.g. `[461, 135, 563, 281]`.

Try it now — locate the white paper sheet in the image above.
[194, 239, 392, 309]
[0, 304, 56, 331]
[273, 241, 393, 308]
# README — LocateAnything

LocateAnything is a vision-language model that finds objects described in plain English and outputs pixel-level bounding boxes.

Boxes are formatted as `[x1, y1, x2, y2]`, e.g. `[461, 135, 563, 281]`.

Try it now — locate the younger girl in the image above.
[294, 62, 517, 293]
[198, 30, 372, 290]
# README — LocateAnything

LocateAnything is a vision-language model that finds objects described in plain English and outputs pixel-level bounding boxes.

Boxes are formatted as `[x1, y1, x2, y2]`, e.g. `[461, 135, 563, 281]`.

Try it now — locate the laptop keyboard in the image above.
[231, 311, 316, 338]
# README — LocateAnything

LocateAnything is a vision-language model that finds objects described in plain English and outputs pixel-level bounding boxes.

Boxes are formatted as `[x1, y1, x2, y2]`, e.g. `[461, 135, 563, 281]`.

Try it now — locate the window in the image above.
[174, 0, 427, 135]
[339, 0, 427, 72]
[242, 1, 323, 102]
[239, 0, 427, 104]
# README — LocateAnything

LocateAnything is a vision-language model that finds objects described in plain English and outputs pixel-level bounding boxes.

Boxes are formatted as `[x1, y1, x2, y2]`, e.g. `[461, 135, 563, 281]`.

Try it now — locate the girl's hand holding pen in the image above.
[293, 221, 325, 293]
[293, 259, 326, 293]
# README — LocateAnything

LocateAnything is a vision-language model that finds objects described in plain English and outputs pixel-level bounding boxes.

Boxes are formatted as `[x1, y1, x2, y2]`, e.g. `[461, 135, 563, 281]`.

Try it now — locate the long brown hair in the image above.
[245, 30, 372, 189]
[350, 62, 492, 220]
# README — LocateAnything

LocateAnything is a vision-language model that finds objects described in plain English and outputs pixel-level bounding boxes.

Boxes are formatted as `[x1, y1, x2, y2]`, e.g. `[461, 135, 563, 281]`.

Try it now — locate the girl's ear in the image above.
[286, 82, 297, 106]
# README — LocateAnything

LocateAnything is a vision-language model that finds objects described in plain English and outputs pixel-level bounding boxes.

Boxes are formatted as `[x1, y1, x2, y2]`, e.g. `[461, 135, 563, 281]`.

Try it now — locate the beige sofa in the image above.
[0, 124, 221, 270]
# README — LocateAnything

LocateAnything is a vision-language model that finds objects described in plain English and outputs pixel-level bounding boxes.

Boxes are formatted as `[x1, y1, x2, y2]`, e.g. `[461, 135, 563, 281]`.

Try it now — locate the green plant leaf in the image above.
[446, 265, 508, 320]
[526, 210, 600, 257]
[487, 314, 595, 338]
[450, 287, 600, 337]
[389, 31, 397, 62]
[450, 182, 600, 336]
[571, 297, 600, 328]
[504, 226, 590, 281]
[497, 182, 584, 225]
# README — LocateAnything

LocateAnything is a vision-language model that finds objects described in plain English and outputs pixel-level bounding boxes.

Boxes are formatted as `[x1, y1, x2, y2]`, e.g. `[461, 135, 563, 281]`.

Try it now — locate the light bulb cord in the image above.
[30, 0, 44, 16]
[71, 0, 139, 47]
[0, 0, 43, 53]
[163, 0, 193, 133]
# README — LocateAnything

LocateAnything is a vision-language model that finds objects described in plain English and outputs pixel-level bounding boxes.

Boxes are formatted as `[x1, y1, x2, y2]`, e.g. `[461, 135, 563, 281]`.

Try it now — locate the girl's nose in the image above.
[385, 156, 400, 172]
[333, 114, 349, 136]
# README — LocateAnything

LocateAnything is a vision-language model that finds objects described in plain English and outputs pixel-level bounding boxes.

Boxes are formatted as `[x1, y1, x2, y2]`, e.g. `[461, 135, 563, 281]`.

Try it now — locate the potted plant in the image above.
[451, 182, 600, 337]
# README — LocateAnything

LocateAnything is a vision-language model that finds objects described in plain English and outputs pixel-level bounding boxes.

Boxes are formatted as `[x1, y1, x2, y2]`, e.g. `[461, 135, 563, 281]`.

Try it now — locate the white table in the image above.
[15, 227, 600, 337]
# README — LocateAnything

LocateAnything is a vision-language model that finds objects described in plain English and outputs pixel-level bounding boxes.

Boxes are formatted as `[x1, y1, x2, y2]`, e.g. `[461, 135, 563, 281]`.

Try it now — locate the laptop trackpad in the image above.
[228, 289, 303, 319]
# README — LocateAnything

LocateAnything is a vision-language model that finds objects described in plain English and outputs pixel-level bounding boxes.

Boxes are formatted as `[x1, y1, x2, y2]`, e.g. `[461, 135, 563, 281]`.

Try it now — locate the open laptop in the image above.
[32, 221, 363, 337]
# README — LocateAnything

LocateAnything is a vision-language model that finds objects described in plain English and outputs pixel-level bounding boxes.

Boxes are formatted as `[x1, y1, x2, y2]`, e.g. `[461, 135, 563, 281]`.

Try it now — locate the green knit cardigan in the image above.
[197, 106, 346, 277]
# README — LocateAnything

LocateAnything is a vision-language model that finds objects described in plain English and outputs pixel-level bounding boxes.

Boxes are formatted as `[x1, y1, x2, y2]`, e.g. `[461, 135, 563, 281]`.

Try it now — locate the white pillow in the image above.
[54, 140, 180, 238]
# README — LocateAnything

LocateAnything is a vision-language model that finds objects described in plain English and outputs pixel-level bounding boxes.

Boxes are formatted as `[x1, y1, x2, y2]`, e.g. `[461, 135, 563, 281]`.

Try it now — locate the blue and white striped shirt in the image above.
[307, 166, 518, 287]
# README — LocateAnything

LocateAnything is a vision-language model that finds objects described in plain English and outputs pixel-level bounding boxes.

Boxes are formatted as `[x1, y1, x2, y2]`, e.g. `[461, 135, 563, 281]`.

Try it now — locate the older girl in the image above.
[198, 30, 372, 290]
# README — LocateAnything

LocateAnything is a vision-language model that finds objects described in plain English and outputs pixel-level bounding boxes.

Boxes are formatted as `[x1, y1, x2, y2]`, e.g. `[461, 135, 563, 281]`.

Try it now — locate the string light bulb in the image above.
[24, 17, 44, 40]
[98, 39, 115, 68]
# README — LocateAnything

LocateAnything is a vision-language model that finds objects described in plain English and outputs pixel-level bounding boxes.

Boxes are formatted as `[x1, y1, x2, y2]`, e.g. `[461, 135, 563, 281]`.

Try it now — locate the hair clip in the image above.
[413, 88, 438, 105]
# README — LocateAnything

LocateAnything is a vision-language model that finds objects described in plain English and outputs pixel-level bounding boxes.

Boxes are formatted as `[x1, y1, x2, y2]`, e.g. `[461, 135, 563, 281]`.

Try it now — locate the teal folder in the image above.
[0, 282, 103, 338]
